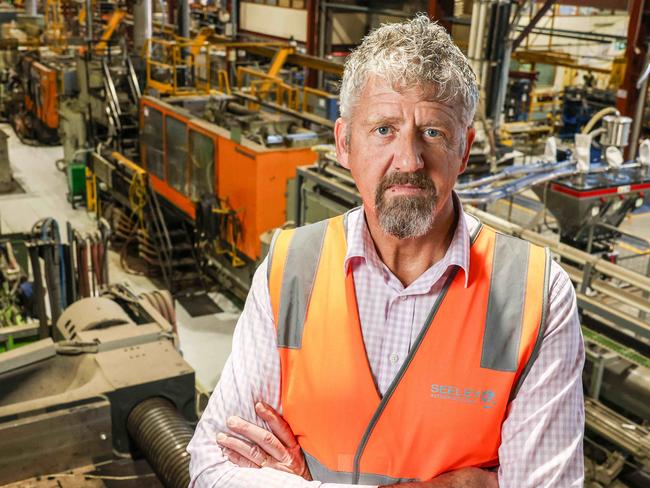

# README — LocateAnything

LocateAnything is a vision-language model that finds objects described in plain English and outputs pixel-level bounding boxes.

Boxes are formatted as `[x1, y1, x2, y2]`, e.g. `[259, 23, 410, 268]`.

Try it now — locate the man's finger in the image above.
[223, 447, 260, 469]
[226, 416, 288, 461]
[255, 402, 299, 449]
[217, 432, 268, 467]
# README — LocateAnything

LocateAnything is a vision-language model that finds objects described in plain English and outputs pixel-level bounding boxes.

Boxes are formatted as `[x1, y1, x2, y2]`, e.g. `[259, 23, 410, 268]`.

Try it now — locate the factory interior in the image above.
[0, 0, 649, 486]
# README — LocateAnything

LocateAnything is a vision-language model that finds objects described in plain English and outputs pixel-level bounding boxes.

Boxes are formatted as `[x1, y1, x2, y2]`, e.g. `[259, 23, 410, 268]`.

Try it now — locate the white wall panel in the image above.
[240, 3, 307, 42]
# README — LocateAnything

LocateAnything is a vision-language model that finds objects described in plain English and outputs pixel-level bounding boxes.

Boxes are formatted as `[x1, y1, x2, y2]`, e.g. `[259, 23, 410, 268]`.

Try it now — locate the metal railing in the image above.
[145, 37, 213, 96]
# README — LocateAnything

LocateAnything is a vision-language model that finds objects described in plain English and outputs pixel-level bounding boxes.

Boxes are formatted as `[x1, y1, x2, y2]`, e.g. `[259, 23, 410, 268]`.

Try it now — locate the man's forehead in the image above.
[356, 75, 459, 120]
[361, 75, 443, 99]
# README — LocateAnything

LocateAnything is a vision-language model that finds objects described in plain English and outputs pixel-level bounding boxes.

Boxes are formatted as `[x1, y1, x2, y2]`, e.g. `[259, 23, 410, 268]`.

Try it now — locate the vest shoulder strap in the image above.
[510, 246, 552, 399]
[477, 228, 550, 387]
[268, 218, 333, 349]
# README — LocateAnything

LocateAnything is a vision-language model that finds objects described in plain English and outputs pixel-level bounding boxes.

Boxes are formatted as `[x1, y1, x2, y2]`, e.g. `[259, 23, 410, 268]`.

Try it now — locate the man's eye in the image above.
[376, 126, 391, 136]
[424, 128, 440, 138]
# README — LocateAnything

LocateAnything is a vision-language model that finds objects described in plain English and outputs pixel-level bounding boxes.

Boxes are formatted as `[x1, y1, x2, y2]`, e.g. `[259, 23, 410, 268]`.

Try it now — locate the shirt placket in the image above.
[379, 293, 416, 394]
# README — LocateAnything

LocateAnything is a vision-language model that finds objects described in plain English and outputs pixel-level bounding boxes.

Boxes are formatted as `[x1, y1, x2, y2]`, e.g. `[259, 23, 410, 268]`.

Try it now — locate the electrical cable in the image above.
[118, 172, 148, 276]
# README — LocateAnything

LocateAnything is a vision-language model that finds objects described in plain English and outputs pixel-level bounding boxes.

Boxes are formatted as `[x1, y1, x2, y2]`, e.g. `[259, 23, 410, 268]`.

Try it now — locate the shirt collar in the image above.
[343, 192, 474, 289]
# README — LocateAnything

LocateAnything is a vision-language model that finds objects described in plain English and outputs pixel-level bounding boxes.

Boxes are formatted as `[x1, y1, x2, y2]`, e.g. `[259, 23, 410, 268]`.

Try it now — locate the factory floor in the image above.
[0, 124, 237, 393]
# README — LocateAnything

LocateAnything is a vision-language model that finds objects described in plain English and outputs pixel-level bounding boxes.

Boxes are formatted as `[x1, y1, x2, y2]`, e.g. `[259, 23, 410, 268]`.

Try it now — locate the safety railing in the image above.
[145, 37, 214, 96]
[236, 66, 337, 119]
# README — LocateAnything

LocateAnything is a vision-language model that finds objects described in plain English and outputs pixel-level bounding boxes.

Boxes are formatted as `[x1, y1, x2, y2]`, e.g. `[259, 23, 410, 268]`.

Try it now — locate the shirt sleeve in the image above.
[497, 259, 585, 488]
[187, 257, 377, 488]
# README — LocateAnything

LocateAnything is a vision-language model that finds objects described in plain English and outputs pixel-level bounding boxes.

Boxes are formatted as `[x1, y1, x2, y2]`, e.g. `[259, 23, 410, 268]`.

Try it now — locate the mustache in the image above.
[375, 171, 436, 199]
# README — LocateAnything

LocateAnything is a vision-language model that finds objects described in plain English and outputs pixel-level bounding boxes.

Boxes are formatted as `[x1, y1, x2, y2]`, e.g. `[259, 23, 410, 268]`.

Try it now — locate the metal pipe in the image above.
[491, 0, 513, 125]
[582, 106, 620, 134]
[127, 397, 193, 488]
[511, 0, 554, 51]
[476, 1, 489, 91]
[456, 163, 578, 203]
[231, 0, 238, 39]
[178, 0, 189, 38]
[134, 0, 153, 52]
[24, 0, 37, 16]
[85, 0, 93, 41]
[467, 1, 480, 73]
[585, 398, 650, 461]
[317, 0, 327, 88]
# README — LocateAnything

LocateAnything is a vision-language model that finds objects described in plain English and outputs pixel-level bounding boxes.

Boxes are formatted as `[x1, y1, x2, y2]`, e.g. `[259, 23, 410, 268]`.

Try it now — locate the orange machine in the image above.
[17, 53, 77, 144]
[139, 96, 318, 261]
[24, 59, 59, 130]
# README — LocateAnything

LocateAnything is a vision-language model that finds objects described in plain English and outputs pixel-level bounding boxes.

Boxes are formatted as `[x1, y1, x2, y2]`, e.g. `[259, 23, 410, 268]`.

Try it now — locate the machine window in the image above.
[166, 116, 189, 194]
[142, 107, 164, 179]
[189, 130, 215, 201]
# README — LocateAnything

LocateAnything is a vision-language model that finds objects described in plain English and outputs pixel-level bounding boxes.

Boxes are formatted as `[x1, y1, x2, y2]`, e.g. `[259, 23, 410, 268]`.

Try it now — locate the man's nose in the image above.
[394, 131, 424, 172]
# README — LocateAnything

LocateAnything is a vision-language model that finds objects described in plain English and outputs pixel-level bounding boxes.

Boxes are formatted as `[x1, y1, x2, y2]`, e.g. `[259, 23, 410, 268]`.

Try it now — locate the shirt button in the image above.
[389, 353, 399, 364]
[399, 295, 408, 301]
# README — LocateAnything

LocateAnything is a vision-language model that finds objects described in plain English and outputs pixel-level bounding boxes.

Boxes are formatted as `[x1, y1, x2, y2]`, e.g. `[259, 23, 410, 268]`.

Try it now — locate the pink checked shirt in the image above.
[188, 202, 585, 487]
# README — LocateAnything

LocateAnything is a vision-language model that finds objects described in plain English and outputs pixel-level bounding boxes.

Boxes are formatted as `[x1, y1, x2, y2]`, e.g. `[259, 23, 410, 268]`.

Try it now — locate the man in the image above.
[188, 15, 584, 487]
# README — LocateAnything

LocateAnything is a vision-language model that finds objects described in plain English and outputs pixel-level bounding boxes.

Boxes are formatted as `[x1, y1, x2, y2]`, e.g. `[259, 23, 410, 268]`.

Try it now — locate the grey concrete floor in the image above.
[0, 124, 236, 392]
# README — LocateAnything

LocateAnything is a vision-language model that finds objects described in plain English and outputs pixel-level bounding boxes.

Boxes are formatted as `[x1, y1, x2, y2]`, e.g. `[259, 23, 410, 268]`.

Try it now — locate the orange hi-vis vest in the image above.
[268, 213, 550, 485]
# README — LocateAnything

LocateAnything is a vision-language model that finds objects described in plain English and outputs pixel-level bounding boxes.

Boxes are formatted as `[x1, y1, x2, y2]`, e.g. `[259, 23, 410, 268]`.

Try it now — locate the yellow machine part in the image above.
[258, 47, 293, 97]
[85, 168, 97, 213]
[95, 10, 126, 53]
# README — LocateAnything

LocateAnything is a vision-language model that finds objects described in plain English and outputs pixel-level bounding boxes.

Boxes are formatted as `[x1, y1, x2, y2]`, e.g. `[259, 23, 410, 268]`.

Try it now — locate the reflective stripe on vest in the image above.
[268, 214, 550, 482]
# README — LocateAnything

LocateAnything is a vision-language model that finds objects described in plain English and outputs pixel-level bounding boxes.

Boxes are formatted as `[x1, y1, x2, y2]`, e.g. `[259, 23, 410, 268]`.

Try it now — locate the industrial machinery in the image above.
[152, 94, 320, 258]
[0, 215, 113, 355]
[58, 46, 141, 164]
[0, 1, 129, 148]
[454, 112, 650, 255]
[0, 232, 27, 331]
[90, 93, 326, 296]
[560, 86, 618, 139]
[8, 50, 77, 144]
[0, 213, 196, 486]
[0, 284, 196, 488]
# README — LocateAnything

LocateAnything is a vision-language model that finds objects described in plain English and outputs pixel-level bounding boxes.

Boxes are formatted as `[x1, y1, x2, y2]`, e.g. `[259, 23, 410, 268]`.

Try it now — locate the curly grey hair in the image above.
[339, 14, 479, 127]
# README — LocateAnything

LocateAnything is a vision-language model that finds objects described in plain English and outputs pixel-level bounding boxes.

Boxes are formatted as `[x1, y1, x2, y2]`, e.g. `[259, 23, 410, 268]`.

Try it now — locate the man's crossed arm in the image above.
[216, 401, 498, 488]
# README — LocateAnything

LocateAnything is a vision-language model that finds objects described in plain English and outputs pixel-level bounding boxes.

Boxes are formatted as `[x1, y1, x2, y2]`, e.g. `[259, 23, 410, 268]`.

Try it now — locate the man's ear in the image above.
[459, 126, 476, 175]
[334, 117, 350, 169]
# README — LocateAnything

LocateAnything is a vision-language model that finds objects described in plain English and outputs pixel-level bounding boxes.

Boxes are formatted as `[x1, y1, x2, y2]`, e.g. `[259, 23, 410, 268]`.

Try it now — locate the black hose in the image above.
[42, 243, 62, 324]
[126, 397, 193, 488]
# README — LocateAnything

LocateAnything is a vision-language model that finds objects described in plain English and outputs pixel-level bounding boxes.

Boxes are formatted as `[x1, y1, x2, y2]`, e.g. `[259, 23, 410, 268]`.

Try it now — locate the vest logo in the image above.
[431, 384, 497, 409]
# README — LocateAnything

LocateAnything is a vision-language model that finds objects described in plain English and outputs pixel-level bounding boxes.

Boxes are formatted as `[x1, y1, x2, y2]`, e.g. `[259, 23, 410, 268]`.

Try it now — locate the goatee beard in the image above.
[374, 171, 437, 239]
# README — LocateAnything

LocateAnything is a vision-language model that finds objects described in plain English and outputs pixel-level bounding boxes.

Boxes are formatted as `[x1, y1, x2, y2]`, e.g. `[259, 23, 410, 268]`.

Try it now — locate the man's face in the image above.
[335, 76, 475, 239]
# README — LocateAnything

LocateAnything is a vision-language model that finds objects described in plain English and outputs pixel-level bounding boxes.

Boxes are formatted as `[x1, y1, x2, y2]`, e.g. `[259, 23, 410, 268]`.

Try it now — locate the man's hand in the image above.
[217, 402, 311, 480]
[384, 468, 498, 488]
